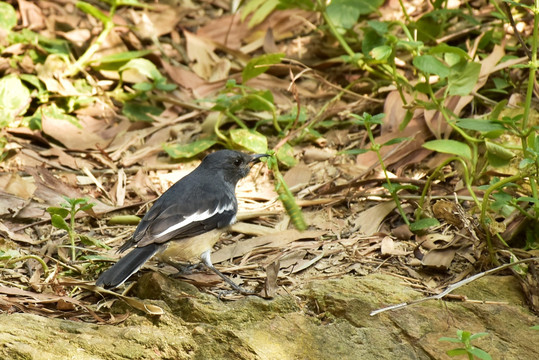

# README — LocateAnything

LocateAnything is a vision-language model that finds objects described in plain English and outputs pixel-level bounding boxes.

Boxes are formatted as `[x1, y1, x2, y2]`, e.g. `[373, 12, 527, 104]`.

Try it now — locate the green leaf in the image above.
[242, 91, 275, 112]
[383, 183, 418, 193]
[122, 102, 163, 122]
[163, 138, 217, 159]
[492, 77, 510, 90]
[66, 197, 89, 207]
[76, 2, 110, 24]
[51, 214, 70, 232]
[41, 104, 81, 129]
[120, 58, 162, 81]
[276, 143, 297, 167]
[0, 249, 20, 261]
[410, 218, 440, 231]
[446, 348, 468, 356]
[382, 137, 410, 147]
[230, 129, 268, 153]
[458, 330, 471, 341]
[0, 2, 17, 32]
[243, 53, 285, 83]
[413, 55, 450, 78]
[155, 82, 177, 91]
[362, 28, 386, 57]
[327, 0, 383, 29]
[20, 74, 49, 103]
[445, 52, 462, 67]
[468, 348, 492, 360]
[423, 140, 471, 160]
[487, 153, 511, 168]
[504, 0, 533, 10]
[132, 82, 154, 92]
[46, 207, 70, 218]
[91, 50, 153, 70]
[79, 203, 96, 213]
[520, 158, 535, 168]
[242, 0, 280, 28]
[395, 39, 424, 52]
[240, 0, 266, 22]
[370, 45, 392, 61]
[277, 0, 316, 11]
[414, 13, 442, 41]
[456, 118, 506, 132]
[0, 75, 32, 127]
[367, 20, 388, 35]
[428, 43, 469, 60]
[485, 141, 514, 160]
[516, 196, 538, 204]
[340, 148, 369, 155]
[448, 61, 481, 96]
[115, 0, 150, 7]
[327, 0, 362, 30]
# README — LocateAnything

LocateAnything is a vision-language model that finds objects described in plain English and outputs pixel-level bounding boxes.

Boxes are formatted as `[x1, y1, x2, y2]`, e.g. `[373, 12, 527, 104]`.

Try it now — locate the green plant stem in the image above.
[375, 147, 411, 225]
[247, 94, 281, 132]
[320, 11, 355, 58]
[434, 102, 481, 183]
[7, 255, 49, 274]
[224, 110, 249, 130]
[397, 0, 412, 24]
[514, 204, 536, 220]
[522, 0, 539, 133]
[363, 119, 410, 225]
[415, 156, 481, 220]
[317, 4, 384, 77]
[522, 0, 539, 218]
[69, 209, 77, 261]
[214, 113, 233, 146]
[480, 173, 529, 263]
[66, 17, 115, 77]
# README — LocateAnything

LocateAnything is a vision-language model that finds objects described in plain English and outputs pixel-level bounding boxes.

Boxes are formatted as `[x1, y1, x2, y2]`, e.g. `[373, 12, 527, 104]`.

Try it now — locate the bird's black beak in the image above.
[249, 153, 269, 164]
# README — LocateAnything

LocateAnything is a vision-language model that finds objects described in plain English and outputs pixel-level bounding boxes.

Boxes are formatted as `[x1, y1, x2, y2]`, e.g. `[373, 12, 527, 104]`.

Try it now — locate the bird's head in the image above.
[202, 150, 268, 184]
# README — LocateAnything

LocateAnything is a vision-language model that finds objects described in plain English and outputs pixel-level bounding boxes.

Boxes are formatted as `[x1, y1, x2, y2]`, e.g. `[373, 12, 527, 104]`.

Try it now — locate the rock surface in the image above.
[1, 273, 538, 359]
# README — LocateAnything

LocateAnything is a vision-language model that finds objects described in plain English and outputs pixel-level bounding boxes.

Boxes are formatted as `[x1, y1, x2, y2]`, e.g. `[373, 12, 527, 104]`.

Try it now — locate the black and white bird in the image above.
[96, 150, 268, 292]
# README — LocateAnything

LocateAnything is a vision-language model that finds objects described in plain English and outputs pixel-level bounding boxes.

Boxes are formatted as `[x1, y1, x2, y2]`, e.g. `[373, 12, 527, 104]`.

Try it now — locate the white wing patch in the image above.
[154, 202, 235, 239]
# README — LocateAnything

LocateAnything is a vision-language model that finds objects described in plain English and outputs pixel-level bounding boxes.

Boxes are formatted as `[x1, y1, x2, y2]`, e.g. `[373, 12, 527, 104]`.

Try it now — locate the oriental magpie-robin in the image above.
[96, 150, 267, 292]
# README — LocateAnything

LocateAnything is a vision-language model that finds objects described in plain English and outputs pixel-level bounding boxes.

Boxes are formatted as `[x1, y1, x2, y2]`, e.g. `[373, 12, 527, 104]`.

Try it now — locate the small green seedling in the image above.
[47, 196, 96, 261]
[439, 330, 491, 360]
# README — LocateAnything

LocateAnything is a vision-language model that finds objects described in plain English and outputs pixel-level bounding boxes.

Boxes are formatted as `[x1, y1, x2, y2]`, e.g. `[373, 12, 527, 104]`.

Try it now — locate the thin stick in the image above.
[370, 257, 539, 316]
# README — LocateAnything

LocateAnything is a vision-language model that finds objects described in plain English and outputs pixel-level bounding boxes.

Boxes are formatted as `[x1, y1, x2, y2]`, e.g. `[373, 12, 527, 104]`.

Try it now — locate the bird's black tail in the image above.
[96, 244, 160, 289]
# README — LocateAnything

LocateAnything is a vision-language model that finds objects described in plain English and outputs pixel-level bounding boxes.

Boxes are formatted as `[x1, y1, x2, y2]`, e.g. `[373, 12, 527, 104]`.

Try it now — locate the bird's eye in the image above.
[234, 158, 242, 166]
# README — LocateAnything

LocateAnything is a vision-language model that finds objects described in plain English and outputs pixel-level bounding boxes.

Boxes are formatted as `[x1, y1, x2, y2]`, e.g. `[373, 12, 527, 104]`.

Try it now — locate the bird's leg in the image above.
[166, 260, 205, 275]
[200, 250, 255, 295]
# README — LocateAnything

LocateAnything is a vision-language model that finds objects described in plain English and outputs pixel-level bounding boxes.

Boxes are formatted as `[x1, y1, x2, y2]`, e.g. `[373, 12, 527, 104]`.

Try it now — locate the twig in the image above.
[503, 2, 532, 60]
[370, 257, 539, 316]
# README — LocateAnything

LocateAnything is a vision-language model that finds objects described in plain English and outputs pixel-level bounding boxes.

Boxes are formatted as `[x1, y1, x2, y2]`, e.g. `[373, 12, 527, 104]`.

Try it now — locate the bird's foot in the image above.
[169, 262, 205, 276]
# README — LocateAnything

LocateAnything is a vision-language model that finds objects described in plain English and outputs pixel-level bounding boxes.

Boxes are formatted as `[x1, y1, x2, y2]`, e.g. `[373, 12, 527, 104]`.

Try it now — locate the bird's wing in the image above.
[122, 192, 236, 250]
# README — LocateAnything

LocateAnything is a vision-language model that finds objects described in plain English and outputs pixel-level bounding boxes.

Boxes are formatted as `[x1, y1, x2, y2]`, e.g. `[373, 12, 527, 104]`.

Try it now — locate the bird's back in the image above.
[119, 164, 237, 252]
